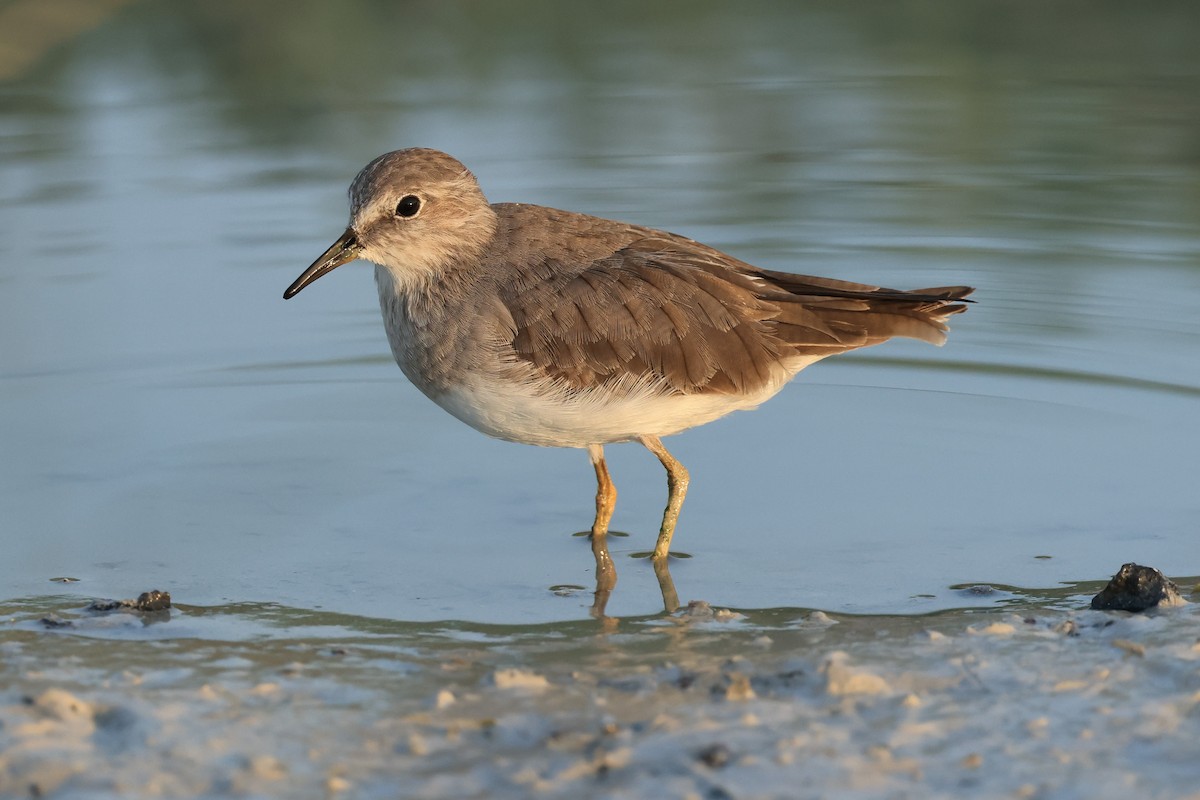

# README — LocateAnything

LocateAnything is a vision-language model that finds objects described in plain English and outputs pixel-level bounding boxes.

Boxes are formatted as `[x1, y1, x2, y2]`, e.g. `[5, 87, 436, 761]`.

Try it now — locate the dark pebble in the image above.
[1090, 563, 1182, 612]
[697, 743, 731, 768]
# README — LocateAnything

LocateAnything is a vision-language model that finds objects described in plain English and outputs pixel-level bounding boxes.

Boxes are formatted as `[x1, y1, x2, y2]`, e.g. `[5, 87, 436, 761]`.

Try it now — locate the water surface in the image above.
[2, 0, 1197, 623]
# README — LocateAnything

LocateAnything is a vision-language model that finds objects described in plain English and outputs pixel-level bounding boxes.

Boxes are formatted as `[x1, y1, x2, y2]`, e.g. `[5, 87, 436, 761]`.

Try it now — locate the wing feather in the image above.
[492, 206, 973, 396]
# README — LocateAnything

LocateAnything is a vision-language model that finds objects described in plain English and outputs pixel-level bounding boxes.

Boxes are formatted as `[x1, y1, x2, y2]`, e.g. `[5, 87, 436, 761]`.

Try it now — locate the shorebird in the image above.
[284, 148, 973, 562]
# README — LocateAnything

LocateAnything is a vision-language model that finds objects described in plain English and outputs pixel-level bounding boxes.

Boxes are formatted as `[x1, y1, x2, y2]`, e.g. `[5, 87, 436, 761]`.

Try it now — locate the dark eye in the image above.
[395, 195, 421, 218]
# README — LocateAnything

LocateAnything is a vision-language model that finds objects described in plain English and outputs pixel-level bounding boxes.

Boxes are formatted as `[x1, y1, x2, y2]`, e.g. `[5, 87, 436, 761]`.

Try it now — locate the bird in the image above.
[284, 148, 973, 562]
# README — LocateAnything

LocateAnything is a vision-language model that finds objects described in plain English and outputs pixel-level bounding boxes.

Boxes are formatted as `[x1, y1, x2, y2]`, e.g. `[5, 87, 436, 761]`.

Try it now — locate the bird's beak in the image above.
[283, 228, 364, 299]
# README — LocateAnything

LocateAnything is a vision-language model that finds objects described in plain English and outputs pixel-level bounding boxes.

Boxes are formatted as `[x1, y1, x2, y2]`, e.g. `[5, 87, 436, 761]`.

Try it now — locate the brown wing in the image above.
[498, 228, 973, 396]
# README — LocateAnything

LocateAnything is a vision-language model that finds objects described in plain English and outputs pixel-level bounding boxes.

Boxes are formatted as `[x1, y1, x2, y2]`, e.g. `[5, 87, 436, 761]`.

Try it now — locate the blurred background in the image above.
[2, 0, 1198, 622]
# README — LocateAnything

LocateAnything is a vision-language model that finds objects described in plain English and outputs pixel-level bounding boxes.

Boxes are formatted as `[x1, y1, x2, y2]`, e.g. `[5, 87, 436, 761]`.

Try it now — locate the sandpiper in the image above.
[284, 148, 973, 561]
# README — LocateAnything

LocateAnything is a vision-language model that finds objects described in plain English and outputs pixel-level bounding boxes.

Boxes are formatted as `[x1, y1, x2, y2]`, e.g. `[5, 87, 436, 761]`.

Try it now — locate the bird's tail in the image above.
[756, 270, 975, 352]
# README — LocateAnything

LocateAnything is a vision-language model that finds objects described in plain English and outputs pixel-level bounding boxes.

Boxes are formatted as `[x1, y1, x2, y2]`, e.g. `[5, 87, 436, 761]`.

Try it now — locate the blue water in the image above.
[2, 1, 1198, 624]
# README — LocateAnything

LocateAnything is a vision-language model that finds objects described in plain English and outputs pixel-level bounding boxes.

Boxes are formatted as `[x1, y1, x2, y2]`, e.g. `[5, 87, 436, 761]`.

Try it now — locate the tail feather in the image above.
[762, 277, 974, 354]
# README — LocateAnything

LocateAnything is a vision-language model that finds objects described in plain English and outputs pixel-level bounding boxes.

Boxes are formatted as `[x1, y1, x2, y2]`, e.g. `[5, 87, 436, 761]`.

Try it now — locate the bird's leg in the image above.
[639, 435, 690, 561]
[587, 444, 617, 538]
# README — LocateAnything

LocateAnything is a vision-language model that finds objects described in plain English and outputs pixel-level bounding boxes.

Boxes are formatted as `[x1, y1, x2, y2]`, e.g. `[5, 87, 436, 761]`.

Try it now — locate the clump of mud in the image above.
[40, 590, 171, 629]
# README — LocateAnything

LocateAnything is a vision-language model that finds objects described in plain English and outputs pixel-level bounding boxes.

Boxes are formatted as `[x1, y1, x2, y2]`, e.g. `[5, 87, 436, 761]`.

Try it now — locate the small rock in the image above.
[674, 601, 743, 622]
[805, 610, 837, 627]
[248, 755, 287, 781]
[968, 622, 1016, 637]
[600, 746, 632, 771]
[1112, 639, 1146, 658]
[822, 652, 890, 696]
[490, 668, 550, 691]
[1055, 619, 1079, 637]
[33, 688, 94, 721]
[723, 672, 756, 701]
[697, 743, 731, 768]
[1090, 563, 1183, 612]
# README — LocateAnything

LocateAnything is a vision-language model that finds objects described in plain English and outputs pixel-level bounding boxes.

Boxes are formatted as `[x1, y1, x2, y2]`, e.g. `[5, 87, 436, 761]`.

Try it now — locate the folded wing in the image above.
[500, 231, 973, 396]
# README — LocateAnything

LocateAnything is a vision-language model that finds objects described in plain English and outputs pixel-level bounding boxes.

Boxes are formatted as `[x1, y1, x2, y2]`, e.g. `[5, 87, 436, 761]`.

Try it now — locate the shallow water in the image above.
[2, 1, 1199, 796]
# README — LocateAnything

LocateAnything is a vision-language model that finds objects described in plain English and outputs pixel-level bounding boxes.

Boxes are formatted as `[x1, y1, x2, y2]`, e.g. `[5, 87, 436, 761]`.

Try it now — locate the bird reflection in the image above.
[588, 533, 680, 619]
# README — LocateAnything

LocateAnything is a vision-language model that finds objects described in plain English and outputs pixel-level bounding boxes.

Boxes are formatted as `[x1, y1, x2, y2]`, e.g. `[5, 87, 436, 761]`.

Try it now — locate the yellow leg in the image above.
[640, 435, 690, 561]
[587, 444, 617, 537]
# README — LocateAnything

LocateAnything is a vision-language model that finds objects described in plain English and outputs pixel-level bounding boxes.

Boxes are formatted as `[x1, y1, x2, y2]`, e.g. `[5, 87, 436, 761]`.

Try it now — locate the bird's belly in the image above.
[429, 370, 803, 448]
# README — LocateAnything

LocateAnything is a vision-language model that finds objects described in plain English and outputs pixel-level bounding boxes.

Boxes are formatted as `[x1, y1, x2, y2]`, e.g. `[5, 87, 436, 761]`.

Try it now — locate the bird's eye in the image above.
[395, 195, 421, 218]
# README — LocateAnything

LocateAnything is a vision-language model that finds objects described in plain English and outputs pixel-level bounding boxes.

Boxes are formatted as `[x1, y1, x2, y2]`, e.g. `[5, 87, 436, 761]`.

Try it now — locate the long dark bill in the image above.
[283, 228, 363, 299]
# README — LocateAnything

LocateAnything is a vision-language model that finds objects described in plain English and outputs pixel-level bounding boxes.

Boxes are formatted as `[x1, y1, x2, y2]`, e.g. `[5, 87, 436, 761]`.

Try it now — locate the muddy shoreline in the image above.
[3, 585, 1197, 799]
